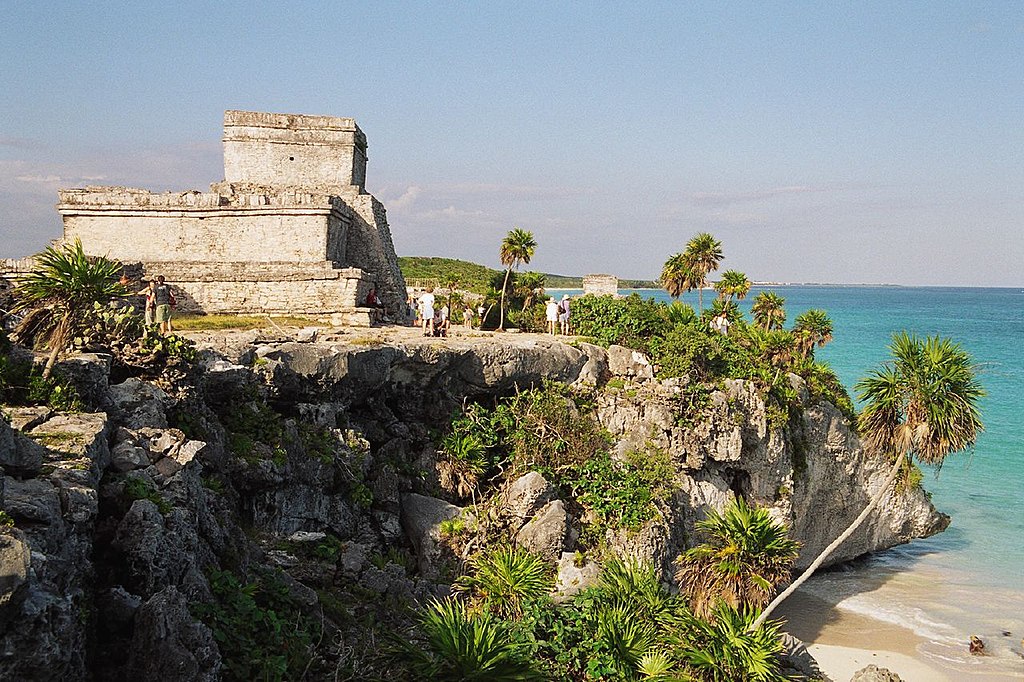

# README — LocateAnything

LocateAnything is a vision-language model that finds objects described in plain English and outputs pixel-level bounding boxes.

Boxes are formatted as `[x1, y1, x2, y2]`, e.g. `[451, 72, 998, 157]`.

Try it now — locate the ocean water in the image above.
[556, 286, 1024, 677]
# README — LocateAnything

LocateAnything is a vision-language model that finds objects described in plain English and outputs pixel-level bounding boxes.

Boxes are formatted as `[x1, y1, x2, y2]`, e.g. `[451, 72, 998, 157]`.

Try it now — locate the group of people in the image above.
[412, 287, 453, 337]
[545, 295, 572, 335]
[136, 275, 176, 334]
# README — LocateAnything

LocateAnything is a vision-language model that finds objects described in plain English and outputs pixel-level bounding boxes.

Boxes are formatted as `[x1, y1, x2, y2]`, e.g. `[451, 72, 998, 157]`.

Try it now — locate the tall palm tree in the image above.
[498, 228, 537, 330]
[661, 252, 696, 299]
[752, 332, 984, 629]
[792, 309, 833, 359]
[675, 497, 799, 618]
[13, 239, 126, 378]
[682, 232, 723, 312]
[751, 291, 786, 331]
[714, 270, 752, 305]
[518, 271, 546, 313]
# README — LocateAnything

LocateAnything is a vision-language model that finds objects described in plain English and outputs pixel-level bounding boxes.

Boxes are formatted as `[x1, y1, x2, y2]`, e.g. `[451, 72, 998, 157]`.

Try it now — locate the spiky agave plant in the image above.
[400, 597, 546, 681]
[681, 603, 788, 682]
[675, 497, 799, 618]
[455, 545, 553, 619]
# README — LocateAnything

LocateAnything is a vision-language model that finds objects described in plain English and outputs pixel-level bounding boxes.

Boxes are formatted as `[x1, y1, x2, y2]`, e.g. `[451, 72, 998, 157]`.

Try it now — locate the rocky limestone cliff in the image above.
[0, 333, 946, 680]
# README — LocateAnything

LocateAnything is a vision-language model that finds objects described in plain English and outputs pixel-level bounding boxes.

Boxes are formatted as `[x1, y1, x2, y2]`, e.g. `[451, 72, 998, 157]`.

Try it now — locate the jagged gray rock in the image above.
[850, 664, 903, 681]
[554, 551, 600, 602]
[126, 586, 220, 682]
[400, 493, 462, 578]
[516, 500, 571, 561]
[500, 472, 556, 524]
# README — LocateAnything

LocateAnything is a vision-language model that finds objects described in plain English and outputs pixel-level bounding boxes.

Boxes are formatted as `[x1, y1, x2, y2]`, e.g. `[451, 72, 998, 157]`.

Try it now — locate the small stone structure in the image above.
[582, 274, 618, 297]
[58, 110, 406, 325]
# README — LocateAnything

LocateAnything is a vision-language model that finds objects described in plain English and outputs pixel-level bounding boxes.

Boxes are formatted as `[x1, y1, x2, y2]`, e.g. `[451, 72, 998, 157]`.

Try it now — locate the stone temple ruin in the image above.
[58, 110, 406, 325]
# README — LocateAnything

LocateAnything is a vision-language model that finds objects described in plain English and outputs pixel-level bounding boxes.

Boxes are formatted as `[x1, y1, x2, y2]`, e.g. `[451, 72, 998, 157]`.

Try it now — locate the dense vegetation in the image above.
[397, 256, 656, 295]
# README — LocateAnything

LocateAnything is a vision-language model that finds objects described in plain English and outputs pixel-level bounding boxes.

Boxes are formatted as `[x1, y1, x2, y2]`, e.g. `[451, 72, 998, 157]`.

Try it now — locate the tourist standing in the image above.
[558, 295, 571, 335]
[153, 275, 176, 334]
[136, 279, 157, 328]
[464, 305, 474, 329]
[545, 297, 559, 334]
[419, 287, 435, 336]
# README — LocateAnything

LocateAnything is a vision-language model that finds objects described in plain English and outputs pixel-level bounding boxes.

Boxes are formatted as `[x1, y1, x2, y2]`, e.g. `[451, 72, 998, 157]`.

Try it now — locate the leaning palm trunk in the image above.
[42, 314, 74, 380]
[751, 453, 906, 630]
[499, 268, 512, 330]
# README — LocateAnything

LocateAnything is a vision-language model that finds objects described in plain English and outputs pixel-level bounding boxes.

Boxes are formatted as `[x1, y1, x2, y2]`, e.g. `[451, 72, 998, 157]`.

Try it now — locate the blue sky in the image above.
[1, 2, 1021, 285]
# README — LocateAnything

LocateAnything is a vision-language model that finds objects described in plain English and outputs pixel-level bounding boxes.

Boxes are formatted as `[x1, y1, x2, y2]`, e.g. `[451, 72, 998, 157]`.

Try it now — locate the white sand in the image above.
[808, 643, 951, 682]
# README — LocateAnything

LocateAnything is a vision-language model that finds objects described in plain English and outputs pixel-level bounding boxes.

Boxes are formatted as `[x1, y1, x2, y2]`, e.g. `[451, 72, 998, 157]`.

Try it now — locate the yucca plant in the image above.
[400, 597, 546, 681]
[681, 603, 788, 682]
[456, 545, 553, 619]
[598, 558, 677, 622]
[13, 239, 126, 378]
[439, 430, 488, 499]
[675, 497, 799, 618]
[637, 650, 681, 681]
[596, 605, 661, 678]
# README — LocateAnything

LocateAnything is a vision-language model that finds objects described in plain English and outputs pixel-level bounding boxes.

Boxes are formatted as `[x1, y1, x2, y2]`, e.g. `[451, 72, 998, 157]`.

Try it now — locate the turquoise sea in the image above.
[557, 286, 1024, 677]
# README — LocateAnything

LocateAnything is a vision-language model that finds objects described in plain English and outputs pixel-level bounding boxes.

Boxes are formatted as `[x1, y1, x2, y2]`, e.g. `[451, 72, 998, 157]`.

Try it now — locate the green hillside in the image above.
[398, 256, 657, 293]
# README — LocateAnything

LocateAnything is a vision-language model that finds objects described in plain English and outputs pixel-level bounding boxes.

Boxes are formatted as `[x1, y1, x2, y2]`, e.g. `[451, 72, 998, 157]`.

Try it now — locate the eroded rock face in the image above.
[0, 337, 950, 679]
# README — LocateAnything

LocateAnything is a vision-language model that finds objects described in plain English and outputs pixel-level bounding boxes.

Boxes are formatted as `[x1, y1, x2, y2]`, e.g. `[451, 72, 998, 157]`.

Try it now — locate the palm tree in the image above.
[714, 270, 751, 305]
[518, 271, 546, 313]
[750, 292, 786, 331]
[682, 233, 723, 312]
[498, 228, 537, 330]
[792, 309, 833, 359]
[675, 497, 799, 618]
[13, 239, 126, 379]
[752, 332, 984, 629]
[661, 252, 697, 299]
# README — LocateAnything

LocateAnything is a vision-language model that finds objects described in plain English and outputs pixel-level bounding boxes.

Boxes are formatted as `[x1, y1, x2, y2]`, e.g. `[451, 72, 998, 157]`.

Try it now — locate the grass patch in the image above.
[172, 314, 317, 331]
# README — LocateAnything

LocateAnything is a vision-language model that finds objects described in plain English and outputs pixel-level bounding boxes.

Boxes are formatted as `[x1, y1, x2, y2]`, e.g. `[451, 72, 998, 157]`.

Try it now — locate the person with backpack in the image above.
[153, 275, 176, 334]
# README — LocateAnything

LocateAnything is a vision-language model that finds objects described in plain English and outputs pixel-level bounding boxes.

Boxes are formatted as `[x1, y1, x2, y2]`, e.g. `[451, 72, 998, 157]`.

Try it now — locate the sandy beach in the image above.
[778, 590, 1023, 681]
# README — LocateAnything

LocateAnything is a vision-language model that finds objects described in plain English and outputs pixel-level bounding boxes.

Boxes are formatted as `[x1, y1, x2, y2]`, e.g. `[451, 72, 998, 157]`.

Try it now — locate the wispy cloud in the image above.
[440, 182, 596, 201]
[387, 185, 422, 210]
[687, 185, 831, 206]
[0, 136, 44, 151]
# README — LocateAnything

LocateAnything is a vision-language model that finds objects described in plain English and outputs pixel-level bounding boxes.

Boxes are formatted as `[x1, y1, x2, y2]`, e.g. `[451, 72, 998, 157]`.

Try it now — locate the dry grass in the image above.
[172, 313, 317, 331]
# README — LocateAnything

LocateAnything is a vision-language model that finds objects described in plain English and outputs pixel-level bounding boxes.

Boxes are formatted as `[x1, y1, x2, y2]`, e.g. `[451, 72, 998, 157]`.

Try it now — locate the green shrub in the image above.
[455, 546, 553, 619]
[680, 603, 789, 682]
[193, 568, 320, 682]
[398, 597, 545, 681]
[570, 294, 672, 355]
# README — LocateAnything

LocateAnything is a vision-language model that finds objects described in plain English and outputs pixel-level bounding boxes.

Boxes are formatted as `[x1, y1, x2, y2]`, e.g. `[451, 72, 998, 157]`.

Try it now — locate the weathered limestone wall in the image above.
[583, 274, 618, 296]
[140, 261, 373, 319]
[223, 110, 367, 190]
[336, 188, 406, 315]
[59, 188, 347, 264]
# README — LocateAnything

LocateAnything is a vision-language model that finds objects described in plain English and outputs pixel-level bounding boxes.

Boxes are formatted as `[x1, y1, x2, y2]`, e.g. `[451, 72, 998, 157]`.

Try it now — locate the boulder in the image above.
[516, 500, 571, 561]
[850, 664, 903, 682]
[0, 531, 31, 626]
[399, 493, 462, 579]
[0, 419, 46, 477]
[57, 353, 112, 408]
[107, 378, 169, 430]
[500, 472, 556, 525]
[126, 586, 220, 682]
[554, 552, 600, 602]
[606, 345, 654, 382]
